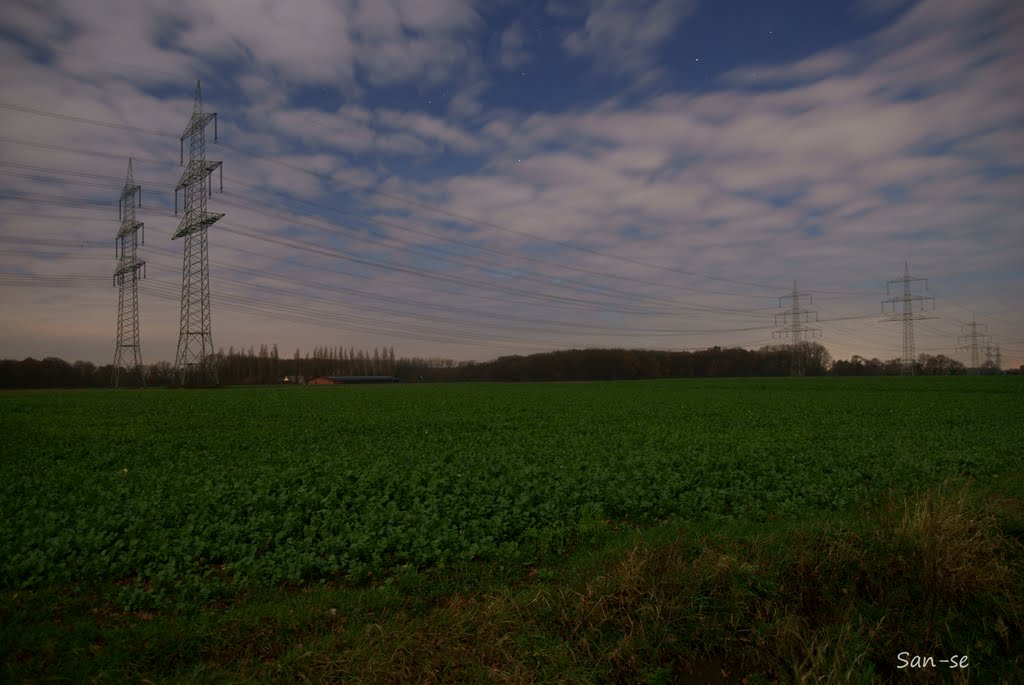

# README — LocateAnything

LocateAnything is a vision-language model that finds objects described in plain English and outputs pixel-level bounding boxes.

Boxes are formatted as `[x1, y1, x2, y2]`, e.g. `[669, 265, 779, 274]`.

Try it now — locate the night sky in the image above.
[0, 0, 1021, 367]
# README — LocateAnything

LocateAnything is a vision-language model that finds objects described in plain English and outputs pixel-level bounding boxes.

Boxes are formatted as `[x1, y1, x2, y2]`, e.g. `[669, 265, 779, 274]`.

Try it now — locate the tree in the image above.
[72, 361, 96, 387]
[147, 361, 174, 385]
[800, 341, 832, 375]
[919, 353, 965, 376]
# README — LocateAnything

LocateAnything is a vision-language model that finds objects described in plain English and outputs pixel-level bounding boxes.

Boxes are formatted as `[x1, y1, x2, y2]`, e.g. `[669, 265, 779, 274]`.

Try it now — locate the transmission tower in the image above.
[995, 344, 1002, 371]
[173, 80, 223, 385]
[881, 262, 934, 375]
[958, 313, 988, 371]
[772, 281, 820, 376]
[112, 159, 146, 388]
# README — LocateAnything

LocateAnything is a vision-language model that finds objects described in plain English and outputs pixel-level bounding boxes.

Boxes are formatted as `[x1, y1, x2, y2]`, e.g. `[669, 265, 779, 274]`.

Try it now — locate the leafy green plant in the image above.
[1, 378, 1020, 611]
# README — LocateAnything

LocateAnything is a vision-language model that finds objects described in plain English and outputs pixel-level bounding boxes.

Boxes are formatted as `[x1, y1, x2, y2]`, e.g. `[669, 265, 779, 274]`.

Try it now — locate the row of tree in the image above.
[217, 344, 399, 384]
[0, 344, 399, 389]
[0, 342, 1012, 388]
[832, 353, 956, 376]
[413, 343, 832, 382]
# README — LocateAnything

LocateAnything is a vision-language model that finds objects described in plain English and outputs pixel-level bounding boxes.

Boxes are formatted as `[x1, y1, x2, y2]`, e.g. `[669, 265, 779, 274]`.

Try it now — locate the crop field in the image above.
[2, 377, 1023, 682]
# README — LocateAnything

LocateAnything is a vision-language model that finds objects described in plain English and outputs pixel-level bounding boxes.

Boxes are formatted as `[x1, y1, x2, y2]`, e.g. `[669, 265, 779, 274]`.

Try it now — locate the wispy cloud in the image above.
[498, 21, 530, 69]
[0, 0, 1020, 367]
[558, 0, 699, 74]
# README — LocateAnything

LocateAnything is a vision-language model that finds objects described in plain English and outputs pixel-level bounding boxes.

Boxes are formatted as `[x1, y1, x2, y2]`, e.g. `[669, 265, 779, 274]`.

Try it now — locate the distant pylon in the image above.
[881, 262, 934, 375]
[772, 280, 820, 376]
[958, 313, 988, 371]
[995, 344, 1002, 371]
[173, 80, 223, 385]
[113, 159, 146, 388]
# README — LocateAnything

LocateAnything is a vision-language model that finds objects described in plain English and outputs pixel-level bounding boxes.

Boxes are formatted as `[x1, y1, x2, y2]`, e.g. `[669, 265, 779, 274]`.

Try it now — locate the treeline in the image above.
[430, 347, 998, 382]
[832, 353, 962, 376]
[0, 342, 1009, 389]
[375, 345, 1003, 381]
[219, 344, 399, 384]
[412, 343, 833, 382]
[0, 344, 400, 389]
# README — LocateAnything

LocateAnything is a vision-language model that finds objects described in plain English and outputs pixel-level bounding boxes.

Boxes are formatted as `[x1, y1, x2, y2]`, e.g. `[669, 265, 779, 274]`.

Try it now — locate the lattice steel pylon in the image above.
[881, 262, 934, 375]
[113, 158, 146, 388]
[772, 281, 820, 376]
[173, 80, 223, 385]
[958, 313, 988, 371]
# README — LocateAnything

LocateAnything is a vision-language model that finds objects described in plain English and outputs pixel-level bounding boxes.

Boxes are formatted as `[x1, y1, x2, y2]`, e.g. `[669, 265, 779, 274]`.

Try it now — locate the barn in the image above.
[308, 375, 400, 385]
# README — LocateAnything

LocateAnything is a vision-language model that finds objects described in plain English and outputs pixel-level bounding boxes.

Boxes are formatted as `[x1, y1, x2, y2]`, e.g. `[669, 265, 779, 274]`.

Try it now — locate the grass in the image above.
[3, 479, 1022, 683]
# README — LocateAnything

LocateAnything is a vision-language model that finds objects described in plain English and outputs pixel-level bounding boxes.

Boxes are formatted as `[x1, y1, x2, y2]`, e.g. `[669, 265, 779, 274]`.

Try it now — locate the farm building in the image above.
[308, 375, 400, 385]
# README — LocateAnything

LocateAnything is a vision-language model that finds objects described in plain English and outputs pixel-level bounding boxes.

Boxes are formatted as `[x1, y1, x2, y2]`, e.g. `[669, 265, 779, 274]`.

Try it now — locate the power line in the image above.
[0, 101, 788, 291]
[0, 266, 779, 352]
[216, 194, 774, 318]
[220, 138, 788, 292]
[0, 158, 785, 321]
[0, 136, 180, 168]
[0, 232, 779, 341]
[0, 209, 774, 335]
[2, 102, 1018, 359]
[0, 155, 783, 307]
[0, 102, 176, 138]
[220, 189, 781, 303]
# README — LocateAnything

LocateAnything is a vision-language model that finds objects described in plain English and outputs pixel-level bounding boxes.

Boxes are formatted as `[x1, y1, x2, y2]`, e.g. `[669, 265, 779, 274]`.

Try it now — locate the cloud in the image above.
[855, 0, 916, 15]
[350, 0, 481, 87]
[177, 0, 356, 83]
[723, 52, 855, 87]
[0, 3, 62, 43]
[391, 0, 1023, 343]
[376, 110, 483, 154]
[5, 0, 484, 92]
[447, 83, 487, 119]
[498, 21, 530, 69]
[264, 104, 482, 157]
[0, 0, 1021, 366]
[267, 106, 376, 153]
[396, 0, 478, 34]
[560, 0, 698, 74]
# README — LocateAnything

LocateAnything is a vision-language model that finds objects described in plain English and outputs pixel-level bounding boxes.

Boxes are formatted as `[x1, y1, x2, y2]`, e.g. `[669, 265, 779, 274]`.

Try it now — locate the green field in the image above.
[2, 378, 1022, 682]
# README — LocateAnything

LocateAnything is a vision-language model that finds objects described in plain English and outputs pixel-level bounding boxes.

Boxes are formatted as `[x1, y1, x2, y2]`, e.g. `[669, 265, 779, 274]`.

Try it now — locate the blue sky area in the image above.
[0, 0, 1021, 367]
